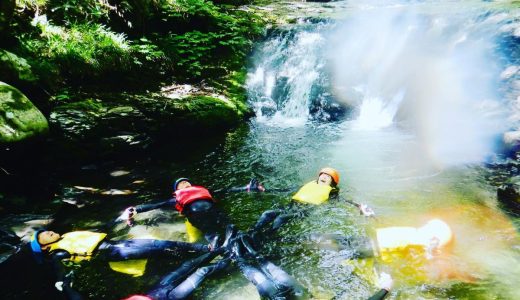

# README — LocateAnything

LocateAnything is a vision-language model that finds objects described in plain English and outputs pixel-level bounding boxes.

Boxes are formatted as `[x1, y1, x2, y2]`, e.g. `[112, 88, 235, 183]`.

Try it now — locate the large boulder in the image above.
[0, 82, 49, 143]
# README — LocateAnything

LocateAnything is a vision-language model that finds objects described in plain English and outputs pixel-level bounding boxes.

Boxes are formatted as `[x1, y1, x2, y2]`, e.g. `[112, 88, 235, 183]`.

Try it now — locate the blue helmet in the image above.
[30, 230, 44, 253]
[173, 178, 190, 191]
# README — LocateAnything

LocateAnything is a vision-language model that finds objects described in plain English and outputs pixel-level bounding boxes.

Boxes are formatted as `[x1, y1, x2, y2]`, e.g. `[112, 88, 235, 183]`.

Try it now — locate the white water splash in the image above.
[247, 23, 331, 126]
[354, 89, 405, 130]
[330, 7, 508, 167]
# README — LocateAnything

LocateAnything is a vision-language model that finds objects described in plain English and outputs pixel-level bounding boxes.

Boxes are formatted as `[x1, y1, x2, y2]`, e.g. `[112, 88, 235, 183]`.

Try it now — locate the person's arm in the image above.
[338, 195, 376, 217]
[117, 198, 177, 224]
[50, 251, 83, 300]
[367, 272, 393, 300]
[214, 178, 297, 194]
[367, 289, 389, 300]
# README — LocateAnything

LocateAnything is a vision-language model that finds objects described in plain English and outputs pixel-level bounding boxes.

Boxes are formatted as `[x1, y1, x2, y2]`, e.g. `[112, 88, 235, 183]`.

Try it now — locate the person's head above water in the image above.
[173, 178, 192, 191]
[318, 167, 340, 186]
[31, 230, 61, 253]
[417, 219, 454, 248]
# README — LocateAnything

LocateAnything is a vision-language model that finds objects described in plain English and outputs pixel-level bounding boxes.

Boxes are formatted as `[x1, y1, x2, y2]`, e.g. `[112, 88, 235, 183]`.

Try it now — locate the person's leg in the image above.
[234, 257, 283, 299]
[100, 239, 208, 260]
[252, 209, 285, 231]
[240, 235, 303, 297]
[161, 258, 231, 299]
[157, 252, 219, 287]
[271, 212, 299, 231]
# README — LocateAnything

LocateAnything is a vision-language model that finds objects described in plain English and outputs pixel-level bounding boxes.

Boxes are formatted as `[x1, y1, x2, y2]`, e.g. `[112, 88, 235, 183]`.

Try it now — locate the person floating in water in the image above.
[319, 217, 463, 295]
[240, 167, 375, 235]
[118, 178, 304, 299]
[118, 169, 374, 242]
[29, 228, 209, 299]
[123, 224, 306, 300]
[118, 177, 236, 246]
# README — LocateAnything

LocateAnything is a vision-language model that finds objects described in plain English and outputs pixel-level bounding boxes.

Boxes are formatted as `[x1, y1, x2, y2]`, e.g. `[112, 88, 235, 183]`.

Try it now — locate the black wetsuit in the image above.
[142, 231, 303, 300]
[133, 198, 230, 242]
[45, 238, 208, 300]
[252, 188, 339, 235]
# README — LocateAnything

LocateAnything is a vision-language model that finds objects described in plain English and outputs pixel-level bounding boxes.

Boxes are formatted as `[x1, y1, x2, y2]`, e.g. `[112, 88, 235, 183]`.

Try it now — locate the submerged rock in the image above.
[0, 82, 48, 143]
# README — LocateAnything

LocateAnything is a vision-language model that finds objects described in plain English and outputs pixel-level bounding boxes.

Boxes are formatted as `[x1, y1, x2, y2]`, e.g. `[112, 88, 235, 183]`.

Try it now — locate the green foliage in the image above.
[9, 0, 266, 94]
[155, 0, 264, 80]
[46, 0, 113, 25]
[19, 21, 131, 83]
[130, 37, 166, 66]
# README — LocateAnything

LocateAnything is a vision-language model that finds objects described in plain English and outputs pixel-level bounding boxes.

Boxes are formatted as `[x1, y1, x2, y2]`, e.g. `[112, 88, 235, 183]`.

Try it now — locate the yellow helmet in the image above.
[319, 167, 340, 185]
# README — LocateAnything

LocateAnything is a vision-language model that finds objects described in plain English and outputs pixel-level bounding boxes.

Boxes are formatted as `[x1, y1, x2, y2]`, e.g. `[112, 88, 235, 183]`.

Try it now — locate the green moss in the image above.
[0, 49, 38, 83]
[178, 95, 240, 126]
[0, 82, 48, 143]
[56, 99, 106, 113]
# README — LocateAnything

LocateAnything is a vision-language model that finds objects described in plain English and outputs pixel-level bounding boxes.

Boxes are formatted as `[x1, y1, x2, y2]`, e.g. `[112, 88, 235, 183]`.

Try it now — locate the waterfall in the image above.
[246, 20, 335, 126]
[247, 3, 517, 167]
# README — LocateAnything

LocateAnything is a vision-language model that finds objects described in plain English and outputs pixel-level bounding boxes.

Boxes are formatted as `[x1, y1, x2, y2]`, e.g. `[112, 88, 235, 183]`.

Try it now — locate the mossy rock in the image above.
[0, 49, 38, 84]
[0, 82, 49, 143]
[173, 95, 244, 127]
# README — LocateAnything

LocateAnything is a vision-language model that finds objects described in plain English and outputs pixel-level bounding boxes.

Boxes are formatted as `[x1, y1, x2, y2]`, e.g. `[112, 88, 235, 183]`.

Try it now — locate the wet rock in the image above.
[49, 92, 251, 158]
[0, 50, 37, 85]
[497, 184, 520, 213]
[0, 228, 21, 265]
[110, 170, 130, 177]
[0, 82, 48, 143]
[309, 92, 348, 121]
[497, 131, 520, 158]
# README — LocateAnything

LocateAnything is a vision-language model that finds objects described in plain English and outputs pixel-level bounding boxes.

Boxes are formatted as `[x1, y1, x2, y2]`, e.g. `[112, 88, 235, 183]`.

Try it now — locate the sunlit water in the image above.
[2, 1, 520, 299]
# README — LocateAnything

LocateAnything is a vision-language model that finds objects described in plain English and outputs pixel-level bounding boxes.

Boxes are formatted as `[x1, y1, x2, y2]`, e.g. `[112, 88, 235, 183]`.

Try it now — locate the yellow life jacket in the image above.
[185, 220, 203, 243]
[292, 181, 333, 205]
[375, 226, 426, 263]
[109, 259, 148, 277]
[48, 231, 107, 263]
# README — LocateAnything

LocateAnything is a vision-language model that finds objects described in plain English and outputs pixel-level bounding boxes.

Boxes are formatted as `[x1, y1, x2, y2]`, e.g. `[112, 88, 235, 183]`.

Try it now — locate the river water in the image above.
[2, 0, 520, 299]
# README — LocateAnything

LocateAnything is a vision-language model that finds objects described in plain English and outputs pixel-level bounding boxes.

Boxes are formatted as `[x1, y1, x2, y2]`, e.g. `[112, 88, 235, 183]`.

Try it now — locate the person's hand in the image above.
[56, 271, 74, 292]
[117, 206, 137, 225]
[377, 272, 393, 292]
[359, 204, 375, 217]
[247, 178, 265, 192]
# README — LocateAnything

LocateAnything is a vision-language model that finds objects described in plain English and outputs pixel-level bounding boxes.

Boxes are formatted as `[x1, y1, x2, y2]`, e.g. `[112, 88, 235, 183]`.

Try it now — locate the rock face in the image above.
[497, 184, 520, 213]
[47, 91, 252, 157]
[0, 82, 49, 143]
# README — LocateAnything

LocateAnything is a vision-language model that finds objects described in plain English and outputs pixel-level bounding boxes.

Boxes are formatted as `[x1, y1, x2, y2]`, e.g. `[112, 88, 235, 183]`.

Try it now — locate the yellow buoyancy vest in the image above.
[376, 226, 426, 263]
[185, 220, 203, 243]
[48, 231, 107, 263]
[292, 181, 333, 205]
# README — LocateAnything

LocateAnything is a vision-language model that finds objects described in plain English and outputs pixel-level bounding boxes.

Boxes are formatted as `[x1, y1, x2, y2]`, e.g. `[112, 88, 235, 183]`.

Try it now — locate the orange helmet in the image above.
[319, 167, 340, 185]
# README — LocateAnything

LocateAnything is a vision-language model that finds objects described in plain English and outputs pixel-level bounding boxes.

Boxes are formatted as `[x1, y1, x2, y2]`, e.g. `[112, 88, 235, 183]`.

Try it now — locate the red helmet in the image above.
[319, 167, 340, 185]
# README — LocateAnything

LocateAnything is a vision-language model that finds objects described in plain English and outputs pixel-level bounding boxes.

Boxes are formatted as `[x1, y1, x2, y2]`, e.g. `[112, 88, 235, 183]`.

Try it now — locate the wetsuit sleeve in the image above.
[50, 251, 70, 282]
[271, 187, 299, 193]
[50, 251, 83, 300]
[135, 198, 176, 213]
[367, 289, 389, 300]
[214, 186, 298, 194]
